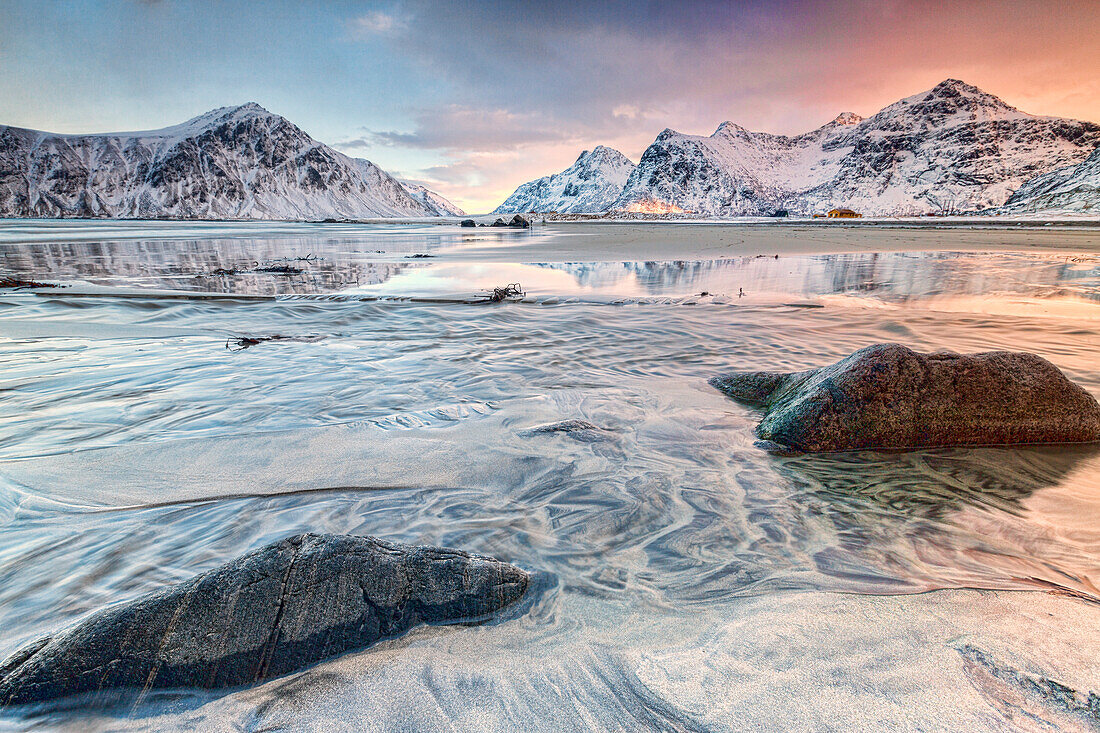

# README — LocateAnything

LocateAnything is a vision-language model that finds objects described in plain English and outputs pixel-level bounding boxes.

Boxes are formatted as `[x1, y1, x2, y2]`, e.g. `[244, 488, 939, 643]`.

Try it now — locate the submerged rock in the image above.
[526, 419, 602, 434]
[710, 343, 1100, 452]
[520, 419, 612, 443]
[0, 533, 528, 706]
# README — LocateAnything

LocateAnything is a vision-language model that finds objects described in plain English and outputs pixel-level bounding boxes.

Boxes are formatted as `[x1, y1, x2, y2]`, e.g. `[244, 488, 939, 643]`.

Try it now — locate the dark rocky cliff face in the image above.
[1002, 144, 1100, 213]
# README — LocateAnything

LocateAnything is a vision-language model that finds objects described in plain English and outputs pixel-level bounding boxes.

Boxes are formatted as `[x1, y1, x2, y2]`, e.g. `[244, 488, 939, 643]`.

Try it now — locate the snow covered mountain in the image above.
[999, 144, 1100, 215]
[399, 181, 466, 216]
[0, 103, 463, 219]
[611, 80, 1100, 216]
[494, 146, 635, 214]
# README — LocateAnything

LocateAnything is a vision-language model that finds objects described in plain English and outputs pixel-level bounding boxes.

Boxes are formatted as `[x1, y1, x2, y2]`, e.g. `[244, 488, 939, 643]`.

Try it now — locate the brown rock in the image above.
[710, 343, 1100, 452]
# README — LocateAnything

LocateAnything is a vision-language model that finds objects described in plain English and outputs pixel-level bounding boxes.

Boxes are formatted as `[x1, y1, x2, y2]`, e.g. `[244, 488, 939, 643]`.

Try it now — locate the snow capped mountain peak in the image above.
[201, 101, 273, 119]
[881, 79, 1022, 127]
[0, 105, 462, 219]
[231, 101, 270, 114]
[174, 102, 282, 133]
[577, 145, 633, 168]
[713, 121, 753, 138]
[830, 112, 863, 126]
[494, 145, 636, 214]
[610, 79, 1100, 216]
[931, 78, 996, 98]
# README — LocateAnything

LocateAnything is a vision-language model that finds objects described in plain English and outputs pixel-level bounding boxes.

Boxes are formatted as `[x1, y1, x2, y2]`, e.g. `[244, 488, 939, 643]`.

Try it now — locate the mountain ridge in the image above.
[493, 145, 635, 214]
[1000, 144, 1100, 215]
[0, 104, 463, 220]
[611, 79, 1100, 216]
[497, 79, 1100, 216]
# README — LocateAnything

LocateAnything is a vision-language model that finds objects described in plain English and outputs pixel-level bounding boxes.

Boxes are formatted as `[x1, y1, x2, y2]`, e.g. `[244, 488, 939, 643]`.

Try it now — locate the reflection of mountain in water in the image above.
[545, 253, 1100, 303]
[0, 238, 426, 295]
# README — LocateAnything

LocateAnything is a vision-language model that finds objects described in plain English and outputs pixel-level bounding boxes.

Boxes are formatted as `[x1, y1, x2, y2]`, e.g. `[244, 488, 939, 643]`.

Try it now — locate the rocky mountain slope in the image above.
[399, 180, 466, 216]
[0, 103, 463, 219]
[590, 80, 1100, 217]
[494, 146, 635, 214]
[999, 144, 1100, 215]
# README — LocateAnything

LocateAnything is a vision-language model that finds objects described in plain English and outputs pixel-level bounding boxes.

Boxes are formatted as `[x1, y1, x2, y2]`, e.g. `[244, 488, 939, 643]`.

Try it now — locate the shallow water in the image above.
[0, 221, 1099, 729]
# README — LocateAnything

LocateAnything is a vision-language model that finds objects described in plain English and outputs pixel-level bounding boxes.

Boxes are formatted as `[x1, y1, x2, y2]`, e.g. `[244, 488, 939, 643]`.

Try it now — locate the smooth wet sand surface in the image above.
[435, 221, 1100, 262]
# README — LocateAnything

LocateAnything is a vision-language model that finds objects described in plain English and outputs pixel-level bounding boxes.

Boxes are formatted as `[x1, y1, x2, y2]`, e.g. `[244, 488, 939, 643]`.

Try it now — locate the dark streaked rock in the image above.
[488, 215, 529, 228]
[0, 534, 528, 706]
[520, 419, 612, 443]
[526, 419, 601, 434]
[710, 343, 1100, 452]
[459, 219, 476, 227]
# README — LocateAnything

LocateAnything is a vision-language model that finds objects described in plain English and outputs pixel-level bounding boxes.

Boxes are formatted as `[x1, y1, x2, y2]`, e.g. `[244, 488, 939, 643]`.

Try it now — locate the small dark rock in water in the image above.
[710, 343, 1100, 452]
[488, 215, 530, 228]
[526, 419, 601, 434]
[0, 533, 528, 706]
[459, 219, 476, 227]
[521, 420, 611, 443]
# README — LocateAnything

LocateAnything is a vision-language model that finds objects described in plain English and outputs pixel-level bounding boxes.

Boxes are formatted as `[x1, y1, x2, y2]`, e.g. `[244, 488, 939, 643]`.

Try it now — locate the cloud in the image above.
[347, 0, 1100, 136]
[338, 106, 579, 153]
[346, 10, 406, 37]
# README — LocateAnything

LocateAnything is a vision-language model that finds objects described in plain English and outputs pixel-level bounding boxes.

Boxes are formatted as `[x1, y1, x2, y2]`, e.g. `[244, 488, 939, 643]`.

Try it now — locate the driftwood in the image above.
[484, 283, 525, 302]
[252, 264, 303, 275]
[209, 261, 306, 277]
[226, 335, 327, 351]
[0, 276, 61, 289]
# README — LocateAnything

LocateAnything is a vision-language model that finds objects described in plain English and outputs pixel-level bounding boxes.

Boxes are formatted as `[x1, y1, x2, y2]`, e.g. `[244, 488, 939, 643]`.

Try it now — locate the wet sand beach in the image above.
[0, 220, 1098, 731]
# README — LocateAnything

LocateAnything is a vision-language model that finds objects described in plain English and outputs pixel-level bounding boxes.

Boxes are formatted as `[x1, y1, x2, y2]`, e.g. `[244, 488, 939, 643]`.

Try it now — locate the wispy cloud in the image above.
[346, 9, 406, 38]
[337, 106, 578, 153]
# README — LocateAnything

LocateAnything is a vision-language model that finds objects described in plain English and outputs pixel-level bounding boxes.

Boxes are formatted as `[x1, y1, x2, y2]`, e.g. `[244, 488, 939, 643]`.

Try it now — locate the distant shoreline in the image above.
[2, 215, 1099, 229]
[2, 218, 1097, 260]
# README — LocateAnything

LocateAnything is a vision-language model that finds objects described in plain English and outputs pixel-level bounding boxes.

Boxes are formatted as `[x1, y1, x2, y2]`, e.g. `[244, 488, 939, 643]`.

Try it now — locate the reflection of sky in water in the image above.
[347, 255, 1100, 316]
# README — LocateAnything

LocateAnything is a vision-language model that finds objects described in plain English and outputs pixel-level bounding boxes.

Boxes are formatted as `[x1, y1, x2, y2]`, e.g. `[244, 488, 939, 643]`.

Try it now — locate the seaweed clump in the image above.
[484, 283, 525, 303]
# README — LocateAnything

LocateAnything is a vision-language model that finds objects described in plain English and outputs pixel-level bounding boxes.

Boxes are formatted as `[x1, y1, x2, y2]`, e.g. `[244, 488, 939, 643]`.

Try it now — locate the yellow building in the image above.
[827, 208, 862, 218]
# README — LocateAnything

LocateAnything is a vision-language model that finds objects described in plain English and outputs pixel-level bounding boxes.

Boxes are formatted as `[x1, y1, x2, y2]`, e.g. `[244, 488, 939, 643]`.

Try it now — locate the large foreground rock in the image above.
[0, 533, 528, 706]
[710, 343, 1100, 452]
